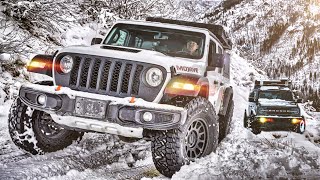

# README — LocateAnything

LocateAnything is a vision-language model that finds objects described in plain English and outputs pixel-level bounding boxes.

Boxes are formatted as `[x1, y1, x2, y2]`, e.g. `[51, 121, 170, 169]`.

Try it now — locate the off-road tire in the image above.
[251, 127, 261, 135]
[219, 99, 234, 142]
[243, 110, 248, 128]
[151, 97, 218, 177]
[8, 98, 83, 155]
[295, 119, 306, 134]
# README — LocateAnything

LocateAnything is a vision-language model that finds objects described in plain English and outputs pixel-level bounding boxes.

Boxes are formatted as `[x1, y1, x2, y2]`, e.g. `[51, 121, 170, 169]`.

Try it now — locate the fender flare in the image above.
[219, 86, 233, 116]
[162, 74, 209, 100]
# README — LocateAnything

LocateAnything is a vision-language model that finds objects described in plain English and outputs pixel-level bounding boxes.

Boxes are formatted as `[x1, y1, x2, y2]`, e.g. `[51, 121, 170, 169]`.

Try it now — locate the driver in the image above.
[185, 40, 199, 56]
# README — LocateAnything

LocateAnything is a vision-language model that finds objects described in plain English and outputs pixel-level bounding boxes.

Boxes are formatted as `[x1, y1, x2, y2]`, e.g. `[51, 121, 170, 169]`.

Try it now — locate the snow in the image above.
[170, 86, 320, 179]
[0, 53, 11, 62]
[1, 1, 320, 179]
[259, 86, 290, 91]
[1, 67, 320, 179]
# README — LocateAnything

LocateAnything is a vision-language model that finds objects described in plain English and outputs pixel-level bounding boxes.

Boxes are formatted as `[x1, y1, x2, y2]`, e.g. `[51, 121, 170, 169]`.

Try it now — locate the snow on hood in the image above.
[258, 98, 297, 107]
[58, 45, 205, 75]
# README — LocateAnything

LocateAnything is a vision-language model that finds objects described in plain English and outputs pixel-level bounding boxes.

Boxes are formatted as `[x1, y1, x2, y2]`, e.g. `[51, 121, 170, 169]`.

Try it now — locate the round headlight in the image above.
[145, 68, 163, 87]
[59, 55, 73, 73]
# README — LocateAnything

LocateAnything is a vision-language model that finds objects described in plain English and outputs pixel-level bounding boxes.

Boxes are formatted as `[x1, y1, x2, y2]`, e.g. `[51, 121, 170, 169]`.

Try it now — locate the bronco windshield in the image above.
[258, 90, 294, 101]
[103, 23, 206, 59]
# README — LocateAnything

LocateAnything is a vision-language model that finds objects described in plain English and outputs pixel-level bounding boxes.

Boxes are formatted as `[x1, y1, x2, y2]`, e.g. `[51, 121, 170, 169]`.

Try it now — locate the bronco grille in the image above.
[258, 107, 300, 116]
[69, 56, 144, 96]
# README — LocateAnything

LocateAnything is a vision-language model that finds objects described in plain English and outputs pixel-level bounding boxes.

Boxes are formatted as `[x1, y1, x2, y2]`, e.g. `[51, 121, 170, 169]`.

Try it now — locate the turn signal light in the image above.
[291, 118, 302, 124]
[172, 82, 200, 91]
[259, 117, 267, 123]
[28, 61, 46, 68]
[259, 117, 273, 123]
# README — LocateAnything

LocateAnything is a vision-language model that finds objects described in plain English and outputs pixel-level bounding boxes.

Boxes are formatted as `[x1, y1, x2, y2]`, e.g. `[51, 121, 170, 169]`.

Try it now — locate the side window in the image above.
[217, 46, 223, 74]
[208, 41, 217, 66]
[218, 46, 223, 54]
[108, 29, 128, 46]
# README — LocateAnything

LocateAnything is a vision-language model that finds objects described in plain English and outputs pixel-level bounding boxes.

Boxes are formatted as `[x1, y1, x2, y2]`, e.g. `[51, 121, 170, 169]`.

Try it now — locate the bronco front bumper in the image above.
[19, 84, 186, 138]
[252, 115, 304, 131]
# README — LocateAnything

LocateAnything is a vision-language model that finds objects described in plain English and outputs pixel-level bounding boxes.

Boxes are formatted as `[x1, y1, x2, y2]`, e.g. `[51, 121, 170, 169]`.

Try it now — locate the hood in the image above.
[258, 98, 297, 108]
[57, 45, 206, 76]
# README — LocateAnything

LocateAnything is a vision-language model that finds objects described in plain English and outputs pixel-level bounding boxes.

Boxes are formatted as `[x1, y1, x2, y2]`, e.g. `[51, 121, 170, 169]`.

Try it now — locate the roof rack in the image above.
[254, 79, 292, 89]
[145, 17, 232, 50]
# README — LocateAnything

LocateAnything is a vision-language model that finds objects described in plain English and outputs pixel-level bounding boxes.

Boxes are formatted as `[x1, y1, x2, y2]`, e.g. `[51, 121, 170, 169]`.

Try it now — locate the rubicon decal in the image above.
[176, 65, 198, 73]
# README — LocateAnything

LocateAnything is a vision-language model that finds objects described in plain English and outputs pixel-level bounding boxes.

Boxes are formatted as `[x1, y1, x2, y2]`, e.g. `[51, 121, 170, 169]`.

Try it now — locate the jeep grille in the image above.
[54, 53, 166, 102]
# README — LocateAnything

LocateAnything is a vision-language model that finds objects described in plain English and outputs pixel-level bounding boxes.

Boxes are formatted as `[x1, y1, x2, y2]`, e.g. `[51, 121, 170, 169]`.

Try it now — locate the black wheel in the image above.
[251, 127, 261, 135]
[151, 97, 218, 177]
[8, 98, 83, 155]
[243, 110, 248, 128]
[219, 99, 234, 142]
[296, 119, 306, 134]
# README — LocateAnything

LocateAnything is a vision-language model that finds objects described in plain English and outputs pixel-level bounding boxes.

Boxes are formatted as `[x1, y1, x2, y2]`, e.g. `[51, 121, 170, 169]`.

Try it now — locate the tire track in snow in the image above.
[0, 132, 153, 179]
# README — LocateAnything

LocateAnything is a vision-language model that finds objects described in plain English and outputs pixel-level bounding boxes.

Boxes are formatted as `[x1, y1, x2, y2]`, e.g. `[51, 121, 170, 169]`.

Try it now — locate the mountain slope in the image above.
[203, 0, 320, 108]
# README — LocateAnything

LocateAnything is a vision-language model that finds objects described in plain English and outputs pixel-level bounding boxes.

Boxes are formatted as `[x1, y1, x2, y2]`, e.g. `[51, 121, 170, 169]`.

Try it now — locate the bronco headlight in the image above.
[145, 68, 163, 87]
[59, 55, 73, 73]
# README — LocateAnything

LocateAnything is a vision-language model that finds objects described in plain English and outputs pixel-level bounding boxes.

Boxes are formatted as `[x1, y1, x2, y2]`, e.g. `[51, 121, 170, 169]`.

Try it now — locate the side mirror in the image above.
[91, 38, 102, 45]
[208, 54, 224, 68]
[296, 98, 303, 103]
[249, 97, 255, 102]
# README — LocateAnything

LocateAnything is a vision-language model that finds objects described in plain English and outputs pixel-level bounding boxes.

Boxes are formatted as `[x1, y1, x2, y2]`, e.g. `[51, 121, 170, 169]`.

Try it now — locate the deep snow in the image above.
[1, 51, 320, 179]
[0, 85, 320, 179]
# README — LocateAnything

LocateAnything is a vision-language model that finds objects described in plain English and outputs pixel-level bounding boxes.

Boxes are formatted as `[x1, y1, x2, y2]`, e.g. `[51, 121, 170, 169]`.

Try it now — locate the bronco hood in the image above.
[57, 45, 205, 76]
[258, 98, 298, 108]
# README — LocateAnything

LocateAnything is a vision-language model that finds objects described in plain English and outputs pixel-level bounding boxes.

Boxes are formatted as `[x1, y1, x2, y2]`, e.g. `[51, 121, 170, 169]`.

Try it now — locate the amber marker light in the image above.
[291, 118, 302, 124]
[28, 61, 47, 68]
[259, 117, 274, 123]
[55, 85, 62, 91]
[171, 82, 200, 91]
[129, 97, 136, 103]
[259, 117, 267, 123]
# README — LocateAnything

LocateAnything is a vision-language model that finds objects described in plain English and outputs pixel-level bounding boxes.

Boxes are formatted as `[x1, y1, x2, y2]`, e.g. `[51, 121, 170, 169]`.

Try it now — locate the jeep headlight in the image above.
[145, 68, 163, 87]
[59, 55, 73, 73]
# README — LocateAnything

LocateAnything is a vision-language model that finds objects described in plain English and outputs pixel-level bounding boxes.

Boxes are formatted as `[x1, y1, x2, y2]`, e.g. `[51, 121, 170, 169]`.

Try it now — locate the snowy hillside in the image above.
[203, 0, 320, 109]
[1, 54, 320, 179]
[1, 0, 320, 179]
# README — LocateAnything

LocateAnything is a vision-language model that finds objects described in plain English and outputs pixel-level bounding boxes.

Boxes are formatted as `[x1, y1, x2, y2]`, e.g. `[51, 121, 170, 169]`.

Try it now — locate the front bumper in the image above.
[252, 116, 303, 131]
[19, 84, 186, 138]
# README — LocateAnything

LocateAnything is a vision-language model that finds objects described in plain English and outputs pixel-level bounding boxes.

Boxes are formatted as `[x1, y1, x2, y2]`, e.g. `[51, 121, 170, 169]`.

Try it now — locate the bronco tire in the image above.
[8, 98, 83, 155]
[296, 119, 306, 134]
[251, 126, 261, 135]
[219, 99, 234, 142]
[151, 97, 218, 177]
[243, 110, 248, 128]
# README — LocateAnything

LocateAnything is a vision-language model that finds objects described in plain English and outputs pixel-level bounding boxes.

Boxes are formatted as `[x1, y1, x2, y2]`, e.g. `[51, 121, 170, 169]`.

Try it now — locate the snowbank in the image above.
[230, 50, 265, 87]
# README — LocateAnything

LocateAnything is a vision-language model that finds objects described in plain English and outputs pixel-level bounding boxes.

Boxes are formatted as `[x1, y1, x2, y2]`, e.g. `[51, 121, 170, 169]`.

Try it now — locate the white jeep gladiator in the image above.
[8, 17, 233, 177]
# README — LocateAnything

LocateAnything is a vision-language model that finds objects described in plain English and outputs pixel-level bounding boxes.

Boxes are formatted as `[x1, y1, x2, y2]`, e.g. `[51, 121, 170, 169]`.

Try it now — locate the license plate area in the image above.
[74, 97, 108, 119]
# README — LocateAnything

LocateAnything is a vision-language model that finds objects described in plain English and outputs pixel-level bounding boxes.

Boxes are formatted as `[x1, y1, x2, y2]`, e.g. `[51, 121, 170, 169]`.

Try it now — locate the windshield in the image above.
[103, 23, 206, 59]
[258, 90, 294, 101]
